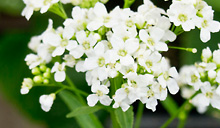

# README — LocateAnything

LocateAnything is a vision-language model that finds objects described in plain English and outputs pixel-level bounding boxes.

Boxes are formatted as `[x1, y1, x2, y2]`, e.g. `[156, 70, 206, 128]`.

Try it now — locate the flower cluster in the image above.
[22, 0, 182, 112]
[22, 0, 108, 20]
[178, 44, 220, 113]
[167, 0, 220, 42]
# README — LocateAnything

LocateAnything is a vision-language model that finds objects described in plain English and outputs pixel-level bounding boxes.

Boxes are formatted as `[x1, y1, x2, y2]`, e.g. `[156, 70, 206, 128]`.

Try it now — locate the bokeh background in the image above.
[0, 0, 220, 127]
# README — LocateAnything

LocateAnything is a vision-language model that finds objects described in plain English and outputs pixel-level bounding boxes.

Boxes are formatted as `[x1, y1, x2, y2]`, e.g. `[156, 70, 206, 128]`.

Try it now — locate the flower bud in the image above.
[201, 47, 212, 62]
[31, 67, 41, 75]
[33, 75, 43, 84]
[40, 65, 47, 72]
[43, 79, 49, 84]
[43, 72, 51, 79]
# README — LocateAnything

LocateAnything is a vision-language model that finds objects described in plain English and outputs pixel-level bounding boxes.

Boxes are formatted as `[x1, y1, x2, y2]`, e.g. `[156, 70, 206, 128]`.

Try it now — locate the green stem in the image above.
[49, 2, 68, 19]
[34, 83, 88, 96]
[160, 91, 199, 128]
[168, 46, 197, 53]
[134, 102, 144, 128]
[110, 109, 120, 128]
[123, 0, 135, 8]
[64, 75, 87, 104]
[177, 103, 193, 128]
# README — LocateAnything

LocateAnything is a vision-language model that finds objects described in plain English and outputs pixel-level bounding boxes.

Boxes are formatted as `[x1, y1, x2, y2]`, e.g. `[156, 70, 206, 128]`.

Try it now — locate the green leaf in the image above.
[114, 107, 134, 128]
[59, 90, 103, 128]
[161, 95, 178, 116]
[66, 106, 102, 118]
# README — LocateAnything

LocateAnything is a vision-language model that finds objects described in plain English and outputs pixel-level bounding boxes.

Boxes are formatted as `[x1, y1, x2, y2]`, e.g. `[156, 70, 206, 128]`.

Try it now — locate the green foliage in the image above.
[66, 106, 102, 118]
[59, 90, 103, 128]
[114, 107, 134, 128]
[0, 0, 24, 15]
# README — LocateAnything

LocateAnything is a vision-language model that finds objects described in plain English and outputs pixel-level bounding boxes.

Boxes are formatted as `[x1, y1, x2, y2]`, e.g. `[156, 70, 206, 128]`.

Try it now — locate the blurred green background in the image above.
[0, 0, 220, 128]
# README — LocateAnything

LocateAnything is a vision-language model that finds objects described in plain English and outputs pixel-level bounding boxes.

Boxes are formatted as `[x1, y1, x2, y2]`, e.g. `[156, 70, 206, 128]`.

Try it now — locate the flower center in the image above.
[118, 49, 127, 57]
[191, 74, 198, 83]
[147, 38, 155, 46]
[82, 41, 90, 50]
[104, 16, 111, 23]
[205, 92, 213, 98]
[97, 90, 103, 96]
[178, 14, 188, 22]
[97, 57, 105, 67]
[61, 39, 68, 47]
[147, 89, 154, 97]
[202, 20, 208, 28]
[44, 0, 52, 5]
[145, 60, 153, 68]
[126, 19, 134, 27]
[163, 71, 170, 80]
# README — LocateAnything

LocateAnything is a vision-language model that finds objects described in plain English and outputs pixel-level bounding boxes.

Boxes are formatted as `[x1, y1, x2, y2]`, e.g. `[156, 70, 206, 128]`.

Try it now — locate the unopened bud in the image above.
[33, 75, 43, 84]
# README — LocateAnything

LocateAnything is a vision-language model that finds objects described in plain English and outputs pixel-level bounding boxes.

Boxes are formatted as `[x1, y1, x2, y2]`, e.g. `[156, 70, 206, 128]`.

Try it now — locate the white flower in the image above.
[51, 62, 66, 82]
[138, 50, 162, 73]
[201, 47, 212, 62]
[87, 2, 116, 31]
[20, 78, 33, 94]
[21, 0, 44, 20]
[69, 30, 97, 58]
[167, 2, 196, 31]
[192, 82, 220, 110]
[185, 67, 202, 91]
[110, 35, 139, 66]
[194, 6, 220, 42]
[87, 84, 112, 106]
[139, 27, 168, 51]
[213, 49, 220, 65]
[40, 0, 59, 13]
[28, 35, 42, 52]
[63, 54, 76, 68]
[39, 93, 56, 112]
[157, 67, 179, 94]
[43, 23, 77, 57]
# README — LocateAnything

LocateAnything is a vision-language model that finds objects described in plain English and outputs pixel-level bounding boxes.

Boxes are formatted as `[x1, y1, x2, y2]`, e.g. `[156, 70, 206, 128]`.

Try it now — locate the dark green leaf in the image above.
[114, 107, 134, 128]
[66, 106, 102, 118]
[59, 90, 103, 128]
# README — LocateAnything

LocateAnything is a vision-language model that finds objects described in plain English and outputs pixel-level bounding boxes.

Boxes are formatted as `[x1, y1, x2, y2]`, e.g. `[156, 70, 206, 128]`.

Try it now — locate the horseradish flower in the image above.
[39, 93, 56, 112]
[22, 0, 44, 20]
[20, 78, 33, 94]
[192, 82, 220, 110]
[139, 27, 168, 51]
[167, 2, 196, 31]
[87, 84, 112, 106]
[69, 30, 97, 58]
[157, 67, 179, 94]
[51, 62, 66, 82]
[194, 6, 220, 42]
[110, 35, 139, 66]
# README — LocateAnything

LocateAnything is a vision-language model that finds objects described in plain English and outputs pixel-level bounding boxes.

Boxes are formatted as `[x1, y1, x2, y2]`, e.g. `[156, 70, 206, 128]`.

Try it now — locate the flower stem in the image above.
[49, 2, 68, 19]
[134, 102, 144, 128]
[65, 75, 87, 105]
[160, 91, 199, 128]
[168, 46, 197, 53]
[123, 0, 135, 8]
[177, 103, 193, 128]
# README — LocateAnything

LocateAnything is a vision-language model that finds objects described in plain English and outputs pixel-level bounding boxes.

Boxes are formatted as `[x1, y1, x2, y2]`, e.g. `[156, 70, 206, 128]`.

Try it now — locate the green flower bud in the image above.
[33, 75, 43, 84]
[31, 67, 41, 75]
[43, 72, 51, 79]
[40, 65, 47, 72]
[46, 68, 51, 73]
[43, 79, 49, 84]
